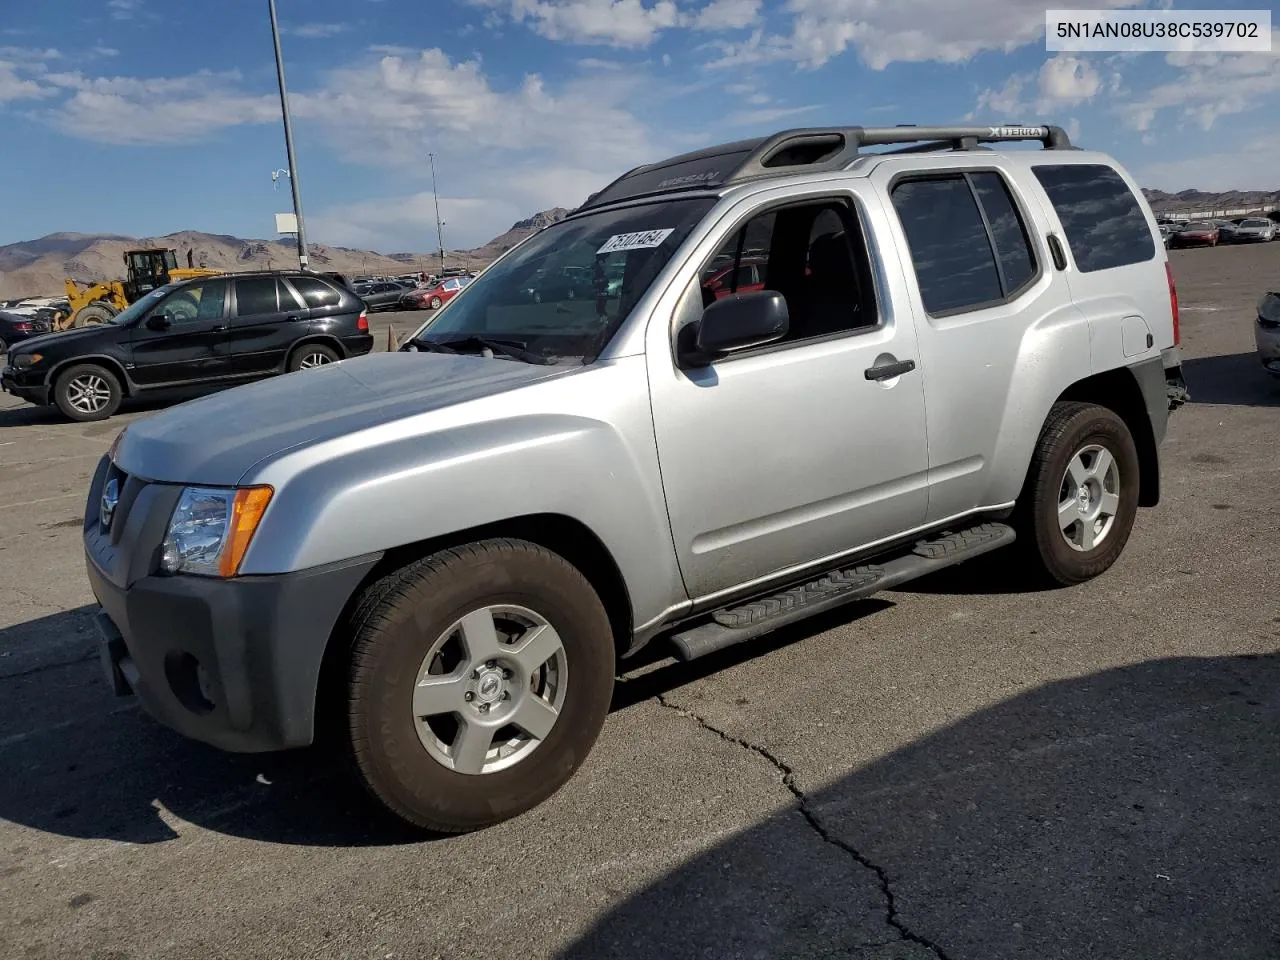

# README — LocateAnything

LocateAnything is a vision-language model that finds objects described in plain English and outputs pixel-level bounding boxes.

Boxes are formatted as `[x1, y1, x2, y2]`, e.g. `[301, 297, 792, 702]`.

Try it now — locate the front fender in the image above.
[238, 359, 684, 631]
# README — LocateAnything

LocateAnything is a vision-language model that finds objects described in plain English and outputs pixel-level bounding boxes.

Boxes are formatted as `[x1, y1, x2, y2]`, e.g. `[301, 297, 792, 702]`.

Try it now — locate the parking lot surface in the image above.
[2, 256, 1279, 959]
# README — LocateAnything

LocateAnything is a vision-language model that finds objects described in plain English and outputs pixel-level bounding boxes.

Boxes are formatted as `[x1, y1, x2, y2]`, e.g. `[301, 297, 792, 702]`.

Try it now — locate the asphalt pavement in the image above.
[2, 253, 1279, 960]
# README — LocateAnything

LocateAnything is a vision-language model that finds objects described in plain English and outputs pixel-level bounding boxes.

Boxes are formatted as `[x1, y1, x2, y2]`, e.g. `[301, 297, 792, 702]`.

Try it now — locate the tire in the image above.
[346, 538, 615, 832]
[429, 296, 442, 310]
[164, 293, 200, 322]
[1013, 401, 1140, 586]
[72, 302, 118, 327]
[0, 337, 7, 356]
[288, 343, 340, 372]
[54, 363, 123, 422]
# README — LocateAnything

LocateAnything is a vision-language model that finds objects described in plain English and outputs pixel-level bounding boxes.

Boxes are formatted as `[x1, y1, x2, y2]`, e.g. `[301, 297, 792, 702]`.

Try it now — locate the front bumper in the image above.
[1, 367, 50, 405]
[1256, 321, 1280, 378]
[83, 454, 380, 753]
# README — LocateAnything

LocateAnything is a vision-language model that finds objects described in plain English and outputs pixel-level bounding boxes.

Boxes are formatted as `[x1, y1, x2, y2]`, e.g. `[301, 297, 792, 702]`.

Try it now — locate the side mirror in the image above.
[683, 290, 789, 366]
[146, 313, 171, 331]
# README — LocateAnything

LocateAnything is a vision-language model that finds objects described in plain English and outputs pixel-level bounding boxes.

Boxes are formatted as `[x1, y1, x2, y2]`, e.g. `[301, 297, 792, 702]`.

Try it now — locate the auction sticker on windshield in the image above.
[597, 229, 675, 255]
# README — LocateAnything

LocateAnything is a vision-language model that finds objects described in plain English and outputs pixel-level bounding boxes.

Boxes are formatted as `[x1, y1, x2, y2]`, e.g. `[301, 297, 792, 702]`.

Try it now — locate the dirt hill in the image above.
[1142, 188, 1280, 216]
[0, 209, 573, 301]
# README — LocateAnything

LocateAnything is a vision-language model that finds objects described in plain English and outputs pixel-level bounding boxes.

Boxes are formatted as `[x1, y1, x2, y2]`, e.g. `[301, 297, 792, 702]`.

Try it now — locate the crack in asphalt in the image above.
[655, 693, 954, 960]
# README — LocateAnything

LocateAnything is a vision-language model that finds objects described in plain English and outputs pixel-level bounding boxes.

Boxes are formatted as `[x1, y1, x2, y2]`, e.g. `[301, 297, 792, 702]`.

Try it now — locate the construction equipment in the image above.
[58, 248, 220, 329]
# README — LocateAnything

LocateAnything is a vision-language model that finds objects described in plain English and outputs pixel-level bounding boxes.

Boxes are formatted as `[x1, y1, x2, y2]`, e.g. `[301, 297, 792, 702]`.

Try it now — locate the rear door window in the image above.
[1032, 164, 1155, 273]
[234, 278, 279, 316]
[289, 276, 342, 308]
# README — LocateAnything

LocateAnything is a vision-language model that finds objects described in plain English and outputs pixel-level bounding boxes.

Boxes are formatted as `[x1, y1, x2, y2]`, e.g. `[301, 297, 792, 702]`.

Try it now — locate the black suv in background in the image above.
[1, 271, 373, 421]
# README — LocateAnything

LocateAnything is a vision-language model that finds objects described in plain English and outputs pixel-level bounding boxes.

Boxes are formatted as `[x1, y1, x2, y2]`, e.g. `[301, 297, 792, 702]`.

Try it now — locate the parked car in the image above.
[1169, 221, 1219, 247]
[353, 280, 413, 312]
[402, 276, 472, 310]
[1257, 292, 1280, 378]
[86, 122, 1185, 832]
[1226, 218, 1276, 243]
[2, 270, 372, 421]
[0, 310, 52, 355]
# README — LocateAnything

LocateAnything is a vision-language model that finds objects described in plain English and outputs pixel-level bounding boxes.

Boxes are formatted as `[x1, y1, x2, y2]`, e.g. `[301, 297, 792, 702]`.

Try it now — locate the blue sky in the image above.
[1, 0, 1277, 252]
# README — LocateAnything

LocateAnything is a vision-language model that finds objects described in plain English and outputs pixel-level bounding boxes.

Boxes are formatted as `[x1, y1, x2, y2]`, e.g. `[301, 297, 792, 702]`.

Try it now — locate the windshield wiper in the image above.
[409, 334, 556, 365]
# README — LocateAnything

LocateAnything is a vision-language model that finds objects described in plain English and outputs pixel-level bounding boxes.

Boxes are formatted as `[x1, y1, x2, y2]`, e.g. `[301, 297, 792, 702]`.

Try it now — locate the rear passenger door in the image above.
[226, 277, 307, 376]
[872, 159, 1083, 522]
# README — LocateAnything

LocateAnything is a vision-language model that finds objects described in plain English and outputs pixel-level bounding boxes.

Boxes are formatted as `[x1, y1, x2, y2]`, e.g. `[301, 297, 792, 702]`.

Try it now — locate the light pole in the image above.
[268, 0, 308, 270]
[428, 152, 446, 276]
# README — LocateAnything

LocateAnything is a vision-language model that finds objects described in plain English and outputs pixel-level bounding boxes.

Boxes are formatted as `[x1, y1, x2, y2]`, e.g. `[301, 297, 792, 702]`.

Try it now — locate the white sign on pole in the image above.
[275, 212, 298, 234]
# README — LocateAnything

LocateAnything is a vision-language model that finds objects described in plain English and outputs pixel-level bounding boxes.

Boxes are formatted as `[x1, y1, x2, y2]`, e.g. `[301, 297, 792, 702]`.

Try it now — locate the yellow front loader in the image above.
[58, 248, 221, 329]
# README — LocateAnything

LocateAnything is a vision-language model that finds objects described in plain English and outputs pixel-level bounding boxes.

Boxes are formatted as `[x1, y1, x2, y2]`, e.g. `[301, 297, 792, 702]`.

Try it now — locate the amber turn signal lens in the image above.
[219, 486, 274, 577]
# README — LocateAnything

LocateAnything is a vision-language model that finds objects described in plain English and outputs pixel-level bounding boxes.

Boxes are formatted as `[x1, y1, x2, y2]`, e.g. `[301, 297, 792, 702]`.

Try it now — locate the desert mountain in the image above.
[1142, 188, 1280, 215]
[0, 210, 572, 300]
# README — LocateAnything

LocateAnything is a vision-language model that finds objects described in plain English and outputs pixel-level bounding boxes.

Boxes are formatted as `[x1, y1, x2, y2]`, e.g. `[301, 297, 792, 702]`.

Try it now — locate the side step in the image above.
[670, 523, 1015, 661]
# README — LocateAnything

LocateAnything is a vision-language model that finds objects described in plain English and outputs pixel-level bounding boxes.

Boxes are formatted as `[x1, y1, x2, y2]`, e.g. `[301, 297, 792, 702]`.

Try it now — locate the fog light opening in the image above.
[164, 651, 216, 716]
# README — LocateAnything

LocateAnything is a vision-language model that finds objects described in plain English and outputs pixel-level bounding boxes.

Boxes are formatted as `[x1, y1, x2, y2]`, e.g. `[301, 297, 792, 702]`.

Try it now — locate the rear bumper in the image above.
[1256, 322, 1280, 378]
[342, 333, 375, 357]
[90, 553, 379, 752]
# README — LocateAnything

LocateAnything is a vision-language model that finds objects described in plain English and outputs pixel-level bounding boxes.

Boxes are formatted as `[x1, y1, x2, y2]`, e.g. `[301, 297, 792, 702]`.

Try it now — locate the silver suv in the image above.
[87, 125, 1187, 832]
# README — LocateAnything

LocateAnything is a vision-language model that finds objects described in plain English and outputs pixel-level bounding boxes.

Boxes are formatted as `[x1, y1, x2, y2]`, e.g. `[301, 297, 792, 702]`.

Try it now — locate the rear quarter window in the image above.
[1032, 164, 1155, 273]
[290, 276, 342, 308]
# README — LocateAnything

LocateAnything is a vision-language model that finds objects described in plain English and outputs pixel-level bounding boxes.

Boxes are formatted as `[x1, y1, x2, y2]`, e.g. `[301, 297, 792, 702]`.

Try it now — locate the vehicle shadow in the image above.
[1182, 351, 1280, 407]
[564, 651, 1280, 960]
[0, 384, 234, 429]
[0, 599, 898, 849]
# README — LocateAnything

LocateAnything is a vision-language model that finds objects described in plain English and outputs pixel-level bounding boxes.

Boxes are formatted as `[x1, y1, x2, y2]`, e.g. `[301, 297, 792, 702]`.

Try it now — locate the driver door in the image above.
[128, 279, 231, 386]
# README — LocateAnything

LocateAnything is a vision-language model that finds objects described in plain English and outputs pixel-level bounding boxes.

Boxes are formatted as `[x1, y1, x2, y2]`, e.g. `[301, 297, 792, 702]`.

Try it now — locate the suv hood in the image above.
[8, 324, 114, 355]
[113, 351, 573, 485]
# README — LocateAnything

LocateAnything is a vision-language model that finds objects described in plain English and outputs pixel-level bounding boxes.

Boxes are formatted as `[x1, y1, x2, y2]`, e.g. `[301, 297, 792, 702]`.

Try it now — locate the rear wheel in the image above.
[288, 343, 339, 371]
[1014, 401, 1140, 586]
[345, 539, 615, 832]
[54, 363, 122, 421]
[72, 302, 117, 327]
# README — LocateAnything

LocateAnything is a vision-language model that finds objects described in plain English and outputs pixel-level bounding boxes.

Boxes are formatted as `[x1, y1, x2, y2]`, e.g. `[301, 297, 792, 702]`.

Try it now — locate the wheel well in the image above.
[311, 514, 634, 744]
[1057, 368, 1159, 507]
[47, 355, 132, 398]
[287, 335, 346, 364]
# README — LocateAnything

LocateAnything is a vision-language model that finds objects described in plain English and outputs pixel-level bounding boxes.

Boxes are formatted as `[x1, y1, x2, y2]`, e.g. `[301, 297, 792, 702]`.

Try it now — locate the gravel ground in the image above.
[2, 246, 1279, 960]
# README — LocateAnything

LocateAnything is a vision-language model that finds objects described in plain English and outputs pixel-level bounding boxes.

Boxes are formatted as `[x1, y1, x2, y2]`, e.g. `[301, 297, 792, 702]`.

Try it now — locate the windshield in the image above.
[1184, 222, 1213, 231]
[111, 284, 174, 324]
[409, 197, 715, 360]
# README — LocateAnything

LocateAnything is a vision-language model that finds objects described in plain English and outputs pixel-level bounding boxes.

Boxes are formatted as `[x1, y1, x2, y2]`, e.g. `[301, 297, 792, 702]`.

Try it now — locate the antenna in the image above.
[429, 153, 446, 277]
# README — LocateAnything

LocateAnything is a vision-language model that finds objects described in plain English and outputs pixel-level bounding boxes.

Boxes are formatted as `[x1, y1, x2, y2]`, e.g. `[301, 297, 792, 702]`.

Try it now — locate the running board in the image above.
[669, 523, 1015, 661]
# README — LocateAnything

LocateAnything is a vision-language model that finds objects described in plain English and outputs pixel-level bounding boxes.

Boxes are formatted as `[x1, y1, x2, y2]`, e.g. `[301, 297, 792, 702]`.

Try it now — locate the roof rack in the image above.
[579, 124, 1074, 211]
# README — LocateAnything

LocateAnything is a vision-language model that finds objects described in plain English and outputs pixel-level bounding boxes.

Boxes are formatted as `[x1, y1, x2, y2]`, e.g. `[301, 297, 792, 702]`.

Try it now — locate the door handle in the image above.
[864, 358, 916, 381]
[212, 324, 228, 331]
[286, 315, 302, 322]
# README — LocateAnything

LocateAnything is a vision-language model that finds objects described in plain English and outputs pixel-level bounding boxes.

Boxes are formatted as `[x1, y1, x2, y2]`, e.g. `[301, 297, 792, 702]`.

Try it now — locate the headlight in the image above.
[160, 486, 273, 577]
[12, 353, 43, 370]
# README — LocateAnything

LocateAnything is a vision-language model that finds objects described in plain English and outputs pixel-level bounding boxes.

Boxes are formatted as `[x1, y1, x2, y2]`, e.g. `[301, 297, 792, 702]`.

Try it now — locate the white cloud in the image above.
[1134, 131, 1280, 192]
[0, 62, 51, 102]
[107, 0, 143, 21]
[39, 69, 278, 144]
[92, 46, 120, 57]
[719, 0, 1141, 70]
[693, 0, 761, 31]
[576, 57, 625, 69]
[288, 23, 350, 39]
[725, 103, 818, 127]
[472, 0, 680, 48]
[1038, 54, 1100, 104]
[1118, 33, 1280, 132]
[309, 193, 522, 252]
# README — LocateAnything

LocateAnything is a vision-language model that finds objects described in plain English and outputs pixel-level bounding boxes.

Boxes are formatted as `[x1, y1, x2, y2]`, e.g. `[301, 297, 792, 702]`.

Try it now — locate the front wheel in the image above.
[429, 296, 442, 310]
[346, 539, 615, 832]
[1013, 401, 1140, 586]
[54, 363, 123, 421]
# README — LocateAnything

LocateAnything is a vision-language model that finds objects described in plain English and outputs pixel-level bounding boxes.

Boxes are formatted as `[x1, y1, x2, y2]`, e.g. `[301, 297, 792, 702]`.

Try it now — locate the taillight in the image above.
[357, 310, 368, 332]
[1165, 262, 1180, 346]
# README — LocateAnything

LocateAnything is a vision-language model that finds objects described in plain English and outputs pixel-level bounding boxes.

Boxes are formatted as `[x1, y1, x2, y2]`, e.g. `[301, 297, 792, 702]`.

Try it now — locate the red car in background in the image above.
[701, 258, 768, 300]
[400, 276, 473, 310]
[1169, 222, 1220, 248]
